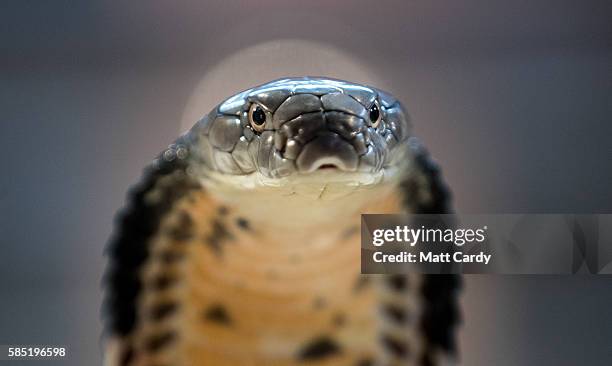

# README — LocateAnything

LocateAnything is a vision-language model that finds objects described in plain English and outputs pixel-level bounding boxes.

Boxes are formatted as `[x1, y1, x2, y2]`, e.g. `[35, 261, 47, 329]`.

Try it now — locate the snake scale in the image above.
[103, 77, 461, 366]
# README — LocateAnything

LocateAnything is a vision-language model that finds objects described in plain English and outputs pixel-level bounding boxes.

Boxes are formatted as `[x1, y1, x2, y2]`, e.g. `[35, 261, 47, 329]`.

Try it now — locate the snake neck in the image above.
[199, 170, 402, 240]
[126, 176, 407, 366]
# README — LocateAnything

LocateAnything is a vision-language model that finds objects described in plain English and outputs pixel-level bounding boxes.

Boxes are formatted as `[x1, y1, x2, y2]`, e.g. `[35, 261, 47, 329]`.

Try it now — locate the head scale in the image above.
[184, 77, 412, 184]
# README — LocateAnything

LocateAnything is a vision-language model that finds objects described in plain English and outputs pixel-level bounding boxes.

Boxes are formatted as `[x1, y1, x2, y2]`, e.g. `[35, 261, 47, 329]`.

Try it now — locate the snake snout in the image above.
[275, 109, 367, 173]
[295, 132, 359, 173]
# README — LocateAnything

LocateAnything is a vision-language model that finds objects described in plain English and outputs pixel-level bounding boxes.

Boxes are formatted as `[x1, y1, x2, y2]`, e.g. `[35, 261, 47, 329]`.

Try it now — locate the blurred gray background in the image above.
[1, 1, 611, 365]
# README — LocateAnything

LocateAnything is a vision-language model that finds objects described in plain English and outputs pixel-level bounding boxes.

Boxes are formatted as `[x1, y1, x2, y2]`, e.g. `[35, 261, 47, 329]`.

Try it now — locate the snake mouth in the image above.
[295, 133, 359, 173]
[317, 164, 338, 170]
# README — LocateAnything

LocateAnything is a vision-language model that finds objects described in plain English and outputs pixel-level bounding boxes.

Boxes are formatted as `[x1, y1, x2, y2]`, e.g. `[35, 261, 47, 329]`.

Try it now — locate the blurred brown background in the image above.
[0, 1, 611, 365]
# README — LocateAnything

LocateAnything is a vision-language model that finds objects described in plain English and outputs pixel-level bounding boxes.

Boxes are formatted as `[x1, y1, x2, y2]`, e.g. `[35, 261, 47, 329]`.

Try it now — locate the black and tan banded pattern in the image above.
[103, 77, 461, 366]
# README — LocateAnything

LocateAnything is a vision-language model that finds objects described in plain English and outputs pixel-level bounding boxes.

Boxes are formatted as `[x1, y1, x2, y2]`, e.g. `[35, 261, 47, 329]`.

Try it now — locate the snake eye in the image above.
[369, 101, 381, 127]
[248, 103, 267, 132]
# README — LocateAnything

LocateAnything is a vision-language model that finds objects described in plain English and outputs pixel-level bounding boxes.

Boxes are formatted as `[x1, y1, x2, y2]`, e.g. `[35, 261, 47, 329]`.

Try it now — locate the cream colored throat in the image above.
[200, 169, 401, 233]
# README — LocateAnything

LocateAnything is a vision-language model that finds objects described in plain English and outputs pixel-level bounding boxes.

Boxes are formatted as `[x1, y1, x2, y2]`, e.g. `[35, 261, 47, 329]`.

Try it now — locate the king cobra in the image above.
[104, 77, 461, 366]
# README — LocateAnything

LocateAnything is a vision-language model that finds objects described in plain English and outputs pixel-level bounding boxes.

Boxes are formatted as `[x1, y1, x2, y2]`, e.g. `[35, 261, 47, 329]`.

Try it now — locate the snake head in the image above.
[186, 77, 412, 187]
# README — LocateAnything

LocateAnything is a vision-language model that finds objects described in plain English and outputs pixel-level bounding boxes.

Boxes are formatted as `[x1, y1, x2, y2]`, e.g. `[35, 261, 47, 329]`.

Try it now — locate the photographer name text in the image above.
[370, 225, 491, 265]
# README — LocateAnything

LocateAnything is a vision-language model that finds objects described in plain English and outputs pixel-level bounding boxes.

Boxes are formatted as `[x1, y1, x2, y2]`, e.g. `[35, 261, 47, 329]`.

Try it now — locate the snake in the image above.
[103, 77, 461, 366]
